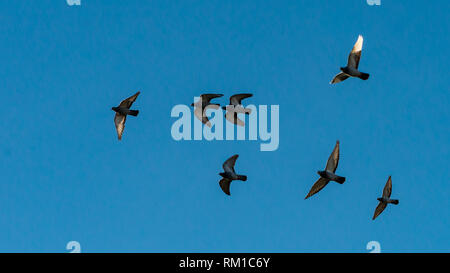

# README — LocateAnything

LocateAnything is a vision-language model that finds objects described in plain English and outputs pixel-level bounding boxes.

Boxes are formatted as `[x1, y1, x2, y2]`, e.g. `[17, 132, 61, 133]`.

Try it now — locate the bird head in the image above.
[111, 106, 118, 111]
[377, 198, 383, 202]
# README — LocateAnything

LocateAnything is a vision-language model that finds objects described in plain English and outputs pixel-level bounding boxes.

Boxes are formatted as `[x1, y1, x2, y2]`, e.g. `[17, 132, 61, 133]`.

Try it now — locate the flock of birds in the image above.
[110, 35, 399, 220]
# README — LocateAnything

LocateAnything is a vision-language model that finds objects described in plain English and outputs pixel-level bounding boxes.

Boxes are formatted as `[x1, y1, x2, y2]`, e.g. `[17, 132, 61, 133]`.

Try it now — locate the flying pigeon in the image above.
[112, 91, 140, 140]
[219, 154, 247, 195]
[305, 140, 346, 199]
[330, 35, 370, 84]
[222, 93, 253, 126]
[372, 176, 399, 220]
[191, 94, 223, 127]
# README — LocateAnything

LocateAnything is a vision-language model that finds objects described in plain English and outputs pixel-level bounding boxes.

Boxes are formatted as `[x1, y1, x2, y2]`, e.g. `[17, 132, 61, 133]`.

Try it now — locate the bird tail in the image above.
[128, 110, 139, 116]
[334, 176, 346, 184]
[389, 199, 399, 205]
[237, 175, 247, 181]
[359, 72, 370, 80]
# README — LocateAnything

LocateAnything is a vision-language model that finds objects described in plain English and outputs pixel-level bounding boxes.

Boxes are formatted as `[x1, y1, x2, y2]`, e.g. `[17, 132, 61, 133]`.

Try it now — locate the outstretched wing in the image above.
[230, 93, 253, 105]
[372, 201, 387, 220]
[223, 154, 239, 173]
[219, 178, 232, 195]
[330, 72, 350, 84]
[325, 141, 340, 173]
[347, 35, 363, 69]
[305, 177, 330, 199]
[382, 176, 392, 198]
[200, 93, 223, 104]
[225, 111, 245, 127]
[118, 91, 140, 109]
[114, 113, 126, 140]
[194, 106, 211, 127]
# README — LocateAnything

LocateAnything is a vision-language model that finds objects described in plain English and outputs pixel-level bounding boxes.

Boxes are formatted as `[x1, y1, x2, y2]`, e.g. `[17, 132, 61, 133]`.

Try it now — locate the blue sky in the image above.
[0, 0, 449, 252]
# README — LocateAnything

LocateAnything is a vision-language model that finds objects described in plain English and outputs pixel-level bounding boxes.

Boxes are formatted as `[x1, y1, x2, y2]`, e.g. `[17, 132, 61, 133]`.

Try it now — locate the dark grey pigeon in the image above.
[112, 91, 140, 140]
[222, 93, 253, 126]
[372, 176, 399, 220]
[191, 93, 223, 127]
[305, 140, 346, 199]
[330, 35, 370, 84]
[219, 154, 247, 195]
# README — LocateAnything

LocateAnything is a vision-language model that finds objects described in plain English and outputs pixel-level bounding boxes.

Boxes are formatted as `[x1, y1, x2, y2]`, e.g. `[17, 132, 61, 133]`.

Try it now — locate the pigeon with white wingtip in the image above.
[330, 35, 370, 84]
